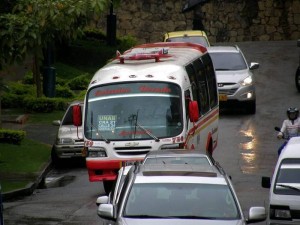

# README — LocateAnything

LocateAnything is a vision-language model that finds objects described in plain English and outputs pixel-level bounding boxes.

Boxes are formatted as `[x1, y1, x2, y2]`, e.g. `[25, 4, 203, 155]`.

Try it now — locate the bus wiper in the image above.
[135, 122, 160, 142]
[89, 111, 110, 144]
[128, 110, 160, 142]
[277, 184, 300, 192]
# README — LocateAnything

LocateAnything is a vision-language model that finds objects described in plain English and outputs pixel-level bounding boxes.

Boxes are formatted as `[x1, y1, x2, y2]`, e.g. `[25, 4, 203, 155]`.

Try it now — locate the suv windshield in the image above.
[274, 159, 300, 195]
[124, 183, 240, 219]
[85, 82, 183, 141]
[209, 52, 247, 71]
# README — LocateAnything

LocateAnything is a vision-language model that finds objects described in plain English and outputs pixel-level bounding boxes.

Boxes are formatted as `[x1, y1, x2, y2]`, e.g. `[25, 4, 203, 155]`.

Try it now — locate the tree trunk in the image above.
[32, 53, 42, 98]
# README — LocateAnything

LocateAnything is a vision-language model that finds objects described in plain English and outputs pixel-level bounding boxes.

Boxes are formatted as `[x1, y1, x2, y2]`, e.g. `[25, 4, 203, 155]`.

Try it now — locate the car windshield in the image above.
[209, 52, 247, 71]
[166, 36, 209, 47]
[85, 82, 183, 141]
[274, 159, 300, 195]
[144, 156, 211, 166]
[124, 183, 240, 219]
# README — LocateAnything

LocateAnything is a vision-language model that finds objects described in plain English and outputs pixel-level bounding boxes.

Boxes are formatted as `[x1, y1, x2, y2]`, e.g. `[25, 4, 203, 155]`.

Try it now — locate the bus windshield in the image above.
[85, 82, 183, 141]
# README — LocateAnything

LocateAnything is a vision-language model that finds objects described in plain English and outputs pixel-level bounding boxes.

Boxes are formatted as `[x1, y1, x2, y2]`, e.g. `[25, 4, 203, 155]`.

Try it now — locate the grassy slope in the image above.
[0, 139, 51, 192]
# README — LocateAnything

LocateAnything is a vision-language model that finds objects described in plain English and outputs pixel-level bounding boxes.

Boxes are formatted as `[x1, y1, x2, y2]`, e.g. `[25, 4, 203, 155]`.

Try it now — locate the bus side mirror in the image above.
[189, 101, 199, 122]
[73, 105, 82, 126]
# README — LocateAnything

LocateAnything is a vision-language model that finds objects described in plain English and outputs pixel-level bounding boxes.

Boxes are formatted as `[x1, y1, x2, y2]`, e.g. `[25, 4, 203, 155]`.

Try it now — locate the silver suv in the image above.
[208, 45, 259, 114]
[98, 163, 266, 225]
[51, 100, 84, 166]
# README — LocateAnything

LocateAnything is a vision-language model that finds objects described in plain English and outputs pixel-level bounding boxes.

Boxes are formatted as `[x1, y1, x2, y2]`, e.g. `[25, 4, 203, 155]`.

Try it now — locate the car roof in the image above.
[207, 45, 239, 53]
[133, 164, 227, 184]
[144, 149, 210, 158]
[164, 30, 208, 38]
[279, 137, 300, 159]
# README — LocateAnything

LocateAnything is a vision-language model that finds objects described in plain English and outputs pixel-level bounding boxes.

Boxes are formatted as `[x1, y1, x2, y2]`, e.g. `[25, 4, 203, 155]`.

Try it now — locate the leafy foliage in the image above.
[0, 0, 111, 96]
[0, 129, 26, 145]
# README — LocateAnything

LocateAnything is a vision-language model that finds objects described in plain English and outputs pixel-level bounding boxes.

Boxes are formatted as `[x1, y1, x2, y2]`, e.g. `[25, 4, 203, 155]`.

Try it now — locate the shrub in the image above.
[7, 81, 35, 96]
[55, 85, 75, 98]
[83, 28, 106, 41]
[117, 35, 138, 52]
[24, 97, 56, 113]
[55, 76, 67, 86]
[67, 74, 90, 90]
[22, 71, 35, 84]
[1, 93, 25, 108]
[0, 129, 26, 145]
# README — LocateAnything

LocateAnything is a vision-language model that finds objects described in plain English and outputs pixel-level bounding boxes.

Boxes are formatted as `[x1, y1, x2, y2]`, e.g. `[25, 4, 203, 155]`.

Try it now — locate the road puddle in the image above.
[39, 175, 76, 188]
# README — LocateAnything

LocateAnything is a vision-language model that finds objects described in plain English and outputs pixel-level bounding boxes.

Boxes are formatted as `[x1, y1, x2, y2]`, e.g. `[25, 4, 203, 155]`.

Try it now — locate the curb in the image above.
[2, 159, 53, 201]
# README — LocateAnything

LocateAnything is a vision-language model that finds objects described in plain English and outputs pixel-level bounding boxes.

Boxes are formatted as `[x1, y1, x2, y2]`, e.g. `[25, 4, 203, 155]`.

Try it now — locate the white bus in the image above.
[73, 42, 219, 193]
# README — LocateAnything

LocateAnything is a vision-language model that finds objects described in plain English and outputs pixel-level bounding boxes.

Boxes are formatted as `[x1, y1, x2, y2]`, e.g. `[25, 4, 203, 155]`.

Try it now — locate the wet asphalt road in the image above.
[2, 40, 300, 225]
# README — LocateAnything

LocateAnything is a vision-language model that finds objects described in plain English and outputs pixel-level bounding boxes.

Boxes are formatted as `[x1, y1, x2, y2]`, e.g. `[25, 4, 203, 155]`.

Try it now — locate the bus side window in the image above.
[193, 59, 210, 115]
[185, 64, 199, 103]
[184, 90, 191, 120]
[201, 54, 218, 108]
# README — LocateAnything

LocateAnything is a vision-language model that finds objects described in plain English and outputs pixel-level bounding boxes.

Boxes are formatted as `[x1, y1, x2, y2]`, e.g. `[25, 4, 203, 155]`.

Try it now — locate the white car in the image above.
[96, 165, 132, 207]
[98, 163, 266, 225]
[51, 100, 84, 166]
[208, 45, 259, 114]
[262, 136, 300, 224]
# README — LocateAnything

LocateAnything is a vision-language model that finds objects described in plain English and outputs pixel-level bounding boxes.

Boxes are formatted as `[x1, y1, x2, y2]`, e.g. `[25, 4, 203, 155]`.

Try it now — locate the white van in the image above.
[73, 42, 220, 193]
[262, 136, 300, 224]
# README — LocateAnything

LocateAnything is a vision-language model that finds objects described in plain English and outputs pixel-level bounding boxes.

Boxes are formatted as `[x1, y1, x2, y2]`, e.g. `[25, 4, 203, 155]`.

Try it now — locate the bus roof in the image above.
[89, 42, 208, 88]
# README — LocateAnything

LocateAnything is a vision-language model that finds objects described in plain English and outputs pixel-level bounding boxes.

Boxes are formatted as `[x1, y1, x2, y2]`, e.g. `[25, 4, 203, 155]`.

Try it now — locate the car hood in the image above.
[121, 218, 244, 225]
[215, 70, 251, 83]
[58, 126, 83, 139]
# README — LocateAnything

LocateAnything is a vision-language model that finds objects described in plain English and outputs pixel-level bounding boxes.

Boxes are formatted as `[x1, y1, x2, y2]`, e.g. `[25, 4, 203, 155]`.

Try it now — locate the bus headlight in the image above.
[88, 148, 107, 157]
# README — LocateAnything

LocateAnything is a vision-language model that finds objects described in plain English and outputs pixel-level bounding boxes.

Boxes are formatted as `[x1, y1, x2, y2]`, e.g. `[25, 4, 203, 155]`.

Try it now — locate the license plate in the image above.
[219, 94, 228, 101]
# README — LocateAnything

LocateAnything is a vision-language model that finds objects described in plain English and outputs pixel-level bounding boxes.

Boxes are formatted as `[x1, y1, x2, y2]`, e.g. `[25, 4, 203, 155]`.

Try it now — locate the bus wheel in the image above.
[103, 180, 114, 195]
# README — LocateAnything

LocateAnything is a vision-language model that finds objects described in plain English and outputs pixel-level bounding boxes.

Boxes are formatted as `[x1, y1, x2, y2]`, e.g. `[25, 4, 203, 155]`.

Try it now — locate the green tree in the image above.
[0, 0, 112, 97]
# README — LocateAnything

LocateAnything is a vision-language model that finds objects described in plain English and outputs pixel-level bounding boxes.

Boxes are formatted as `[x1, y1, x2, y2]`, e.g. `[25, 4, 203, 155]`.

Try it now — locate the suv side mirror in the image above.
[297, 39, 300, 47]
[73, 105, 82, 127]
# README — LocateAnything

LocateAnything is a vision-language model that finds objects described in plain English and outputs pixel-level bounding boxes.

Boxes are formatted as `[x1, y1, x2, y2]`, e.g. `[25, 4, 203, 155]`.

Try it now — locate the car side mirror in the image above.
[73, 105, 82, 127]
[297, 39, 300, 47]
[52, 120, 61, 126]
[96, 195, 109, 206]
[249, 62, 259, 70]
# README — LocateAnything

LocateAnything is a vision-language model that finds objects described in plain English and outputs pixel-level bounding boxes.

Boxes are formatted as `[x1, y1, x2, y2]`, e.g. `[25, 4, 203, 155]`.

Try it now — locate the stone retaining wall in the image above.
[92, 0, 300, 44]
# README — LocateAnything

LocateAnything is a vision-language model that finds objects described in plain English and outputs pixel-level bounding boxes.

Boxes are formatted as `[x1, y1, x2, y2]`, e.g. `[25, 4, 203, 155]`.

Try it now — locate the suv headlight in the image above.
[270, 205, 291, 220]
[56, 138, 73, 144]
[240, 76, 253, 86]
